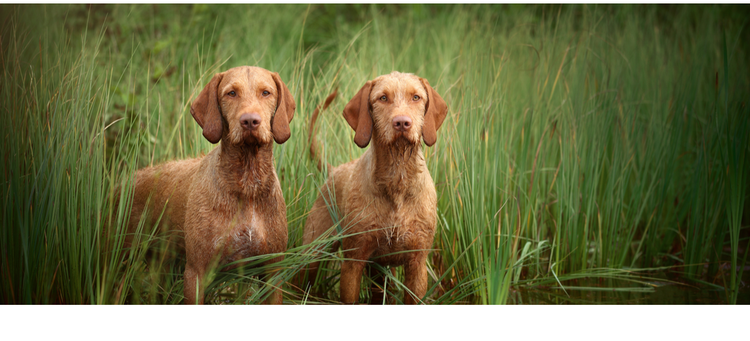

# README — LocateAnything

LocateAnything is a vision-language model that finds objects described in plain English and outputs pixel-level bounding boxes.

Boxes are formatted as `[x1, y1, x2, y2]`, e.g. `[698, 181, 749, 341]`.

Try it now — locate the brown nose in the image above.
[392, 116, 412, 132]
[240, 113, 261, 130]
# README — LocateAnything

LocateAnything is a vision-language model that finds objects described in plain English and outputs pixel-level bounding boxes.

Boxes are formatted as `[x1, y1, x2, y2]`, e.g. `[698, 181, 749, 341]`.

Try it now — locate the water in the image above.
[510, 277, 750, 304]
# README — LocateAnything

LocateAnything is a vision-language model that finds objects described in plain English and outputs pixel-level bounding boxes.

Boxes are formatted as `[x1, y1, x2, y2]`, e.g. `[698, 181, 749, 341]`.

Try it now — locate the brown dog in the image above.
[123, 66, 295, 304]
[300, 72, 448, 304]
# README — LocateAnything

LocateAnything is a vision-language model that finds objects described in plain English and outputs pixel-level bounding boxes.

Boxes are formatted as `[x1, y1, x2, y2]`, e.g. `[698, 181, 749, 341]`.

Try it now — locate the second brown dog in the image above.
[300, 72, 448, 304]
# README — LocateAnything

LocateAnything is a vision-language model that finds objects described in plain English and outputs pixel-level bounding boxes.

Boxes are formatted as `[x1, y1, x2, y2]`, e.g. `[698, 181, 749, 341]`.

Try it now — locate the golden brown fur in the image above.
[300, 72, 448, 304]
[123, 66, 295, 304]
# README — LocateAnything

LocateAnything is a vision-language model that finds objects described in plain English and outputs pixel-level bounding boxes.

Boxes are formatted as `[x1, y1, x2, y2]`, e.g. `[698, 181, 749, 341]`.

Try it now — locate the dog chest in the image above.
[374, 220, 432, 252]
[352, 205, 436, 266]
[213, 203, 283, 263]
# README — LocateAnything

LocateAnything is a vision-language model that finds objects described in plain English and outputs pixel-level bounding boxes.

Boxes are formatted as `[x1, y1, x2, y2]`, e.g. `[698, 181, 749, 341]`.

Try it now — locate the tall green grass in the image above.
[1, 4, 748, 304]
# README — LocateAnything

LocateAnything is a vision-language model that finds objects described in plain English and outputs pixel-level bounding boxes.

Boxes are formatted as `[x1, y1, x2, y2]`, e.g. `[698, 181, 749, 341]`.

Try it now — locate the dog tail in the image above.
[309, 88, 338, 172]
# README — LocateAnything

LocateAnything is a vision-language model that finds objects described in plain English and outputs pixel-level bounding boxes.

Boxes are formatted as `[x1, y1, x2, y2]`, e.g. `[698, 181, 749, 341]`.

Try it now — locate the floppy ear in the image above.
[271, 72, 296, 144]
[190, 73, 224, 144]
[343, 81, 374, 148]
[420, 78, 448, 147]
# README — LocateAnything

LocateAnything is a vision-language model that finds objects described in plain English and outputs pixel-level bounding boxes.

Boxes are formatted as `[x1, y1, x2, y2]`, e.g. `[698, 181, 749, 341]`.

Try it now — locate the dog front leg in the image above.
[403, 251, 429, 305]
[340, 259, 367, 304]
[261, 255, 285, 304]
[184, 265, 205, 304]
[340, 239, 376, 304]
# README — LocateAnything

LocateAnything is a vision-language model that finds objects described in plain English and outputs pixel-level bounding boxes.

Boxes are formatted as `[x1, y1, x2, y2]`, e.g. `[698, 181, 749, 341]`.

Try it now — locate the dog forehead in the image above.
[371, 72, 425, 98]
[220, 66, 275, 92]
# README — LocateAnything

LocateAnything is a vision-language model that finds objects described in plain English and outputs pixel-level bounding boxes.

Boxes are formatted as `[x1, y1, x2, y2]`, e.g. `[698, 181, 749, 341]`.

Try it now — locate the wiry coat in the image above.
[122, 66, 295, 304]
[301, 72, 448, 304]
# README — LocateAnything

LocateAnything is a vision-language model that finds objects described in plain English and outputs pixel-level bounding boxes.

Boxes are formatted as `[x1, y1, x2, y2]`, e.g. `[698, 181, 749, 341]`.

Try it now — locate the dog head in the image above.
[343, 71, 447, 148]
[190, 66, 295, 146]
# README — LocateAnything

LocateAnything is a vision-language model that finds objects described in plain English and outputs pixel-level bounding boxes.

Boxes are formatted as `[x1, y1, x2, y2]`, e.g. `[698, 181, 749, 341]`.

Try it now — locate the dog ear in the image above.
[190, 73, 224, 144]
[343, 81, 374, 148]
[420, 78, 448, 147]
[270, 72, 296, 144]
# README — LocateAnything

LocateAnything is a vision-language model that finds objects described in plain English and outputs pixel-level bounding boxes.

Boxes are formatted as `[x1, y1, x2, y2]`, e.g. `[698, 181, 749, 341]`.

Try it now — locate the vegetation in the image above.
[1, 4, 748, 304]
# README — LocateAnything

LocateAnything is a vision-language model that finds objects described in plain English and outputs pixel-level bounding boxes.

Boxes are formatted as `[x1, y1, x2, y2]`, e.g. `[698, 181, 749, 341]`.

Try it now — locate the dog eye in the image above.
[262, 90, 270, 97]
[227, 91, 236, 97]
[380, 95, 387, 102]
[412, 95, 420, 101]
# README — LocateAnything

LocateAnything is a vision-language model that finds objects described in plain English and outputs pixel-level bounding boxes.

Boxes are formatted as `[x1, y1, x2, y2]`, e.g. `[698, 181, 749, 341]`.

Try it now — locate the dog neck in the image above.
[216, 139, 276, 200]
[366, 134, 425, 200]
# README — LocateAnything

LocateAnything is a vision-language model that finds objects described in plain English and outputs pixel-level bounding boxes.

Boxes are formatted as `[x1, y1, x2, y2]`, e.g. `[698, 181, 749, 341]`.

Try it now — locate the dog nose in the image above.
[392, 116, 412, 132]
[240, 113, 261, 130]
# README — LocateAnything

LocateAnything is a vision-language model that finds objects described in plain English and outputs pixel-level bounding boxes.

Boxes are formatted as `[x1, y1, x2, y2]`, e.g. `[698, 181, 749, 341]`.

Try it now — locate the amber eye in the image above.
[262, 90, 271, 97]
[380, 95, 387, 102]
[227, 91, 237, 97]
[413, 95, 421, 101]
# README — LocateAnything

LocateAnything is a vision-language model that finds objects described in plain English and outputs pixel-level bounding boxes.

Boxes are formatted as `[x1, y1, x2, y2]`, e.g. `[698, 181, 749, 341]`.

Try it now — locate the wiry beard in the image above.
[372, 136, 424, 199]
[217, 136, 274, 199]
[386, 137, 420, 165]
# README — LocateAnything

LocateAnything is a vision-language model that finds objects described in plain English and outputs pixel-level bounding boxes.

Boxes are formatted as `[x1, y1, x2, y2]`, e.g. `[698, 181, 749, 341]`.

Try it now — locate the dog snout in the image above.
[240, 113, 262, 130]
[392, 116, 413, 132]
